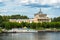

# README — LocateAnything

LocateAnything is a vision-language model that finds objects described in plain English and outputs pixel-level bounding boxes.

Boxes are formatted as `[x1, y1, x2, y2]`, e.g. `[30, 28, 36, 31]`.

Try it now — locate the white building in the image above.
[9, 9, 51, 23]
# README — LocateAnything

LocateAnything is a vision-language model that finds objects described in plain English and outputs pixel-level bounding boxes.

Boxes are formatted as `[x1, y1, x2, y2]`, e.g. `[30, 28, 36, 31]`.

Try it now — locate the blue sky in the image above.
[0, 0, 60, 18]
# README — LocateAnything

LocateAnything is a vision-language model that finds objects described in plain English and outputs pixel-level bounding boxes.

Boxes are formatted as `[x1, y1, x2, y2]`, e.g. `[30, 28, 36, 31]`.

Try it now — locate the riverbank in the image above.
[38, 30, 60, 32]
[1, 28, 60, 33]
[2, 30, 60, 33]
[37, 28, 60, 32]
[0, 28, 2, 33]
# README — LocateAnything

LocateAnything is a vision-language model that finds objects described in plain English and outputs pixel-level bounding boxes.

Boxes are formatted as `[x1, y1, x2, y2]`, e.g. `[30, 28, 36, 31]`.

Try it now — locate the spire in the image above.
[40, 8, 41, 12]
[39, 8, 42, 14]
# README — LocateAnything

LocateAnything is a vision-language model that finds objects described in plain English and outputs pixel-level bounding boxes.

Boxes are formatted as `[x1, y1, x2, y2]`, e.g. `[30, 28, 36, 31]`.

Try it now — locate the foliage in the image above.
[1, 22, 60, 30]
[52, 16, 60, 22]
[4, 15, 29, 19]
[0, 15, 60, 29]
[0, 27, 2, 32]
[0, 16, 3, 23]
[0, 15, 29, 29]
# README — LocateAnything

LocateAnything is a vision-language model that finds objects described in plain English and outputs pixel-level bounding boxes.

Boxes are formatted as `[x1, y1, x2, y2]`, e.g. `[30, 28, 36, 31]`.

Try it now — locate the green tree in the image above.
[0, 16, 3, 23]
[1, 22, 11, 29]
[36, 22, 42, 29]
[52, 17, 60, 22]
[30, 22, 36, 29]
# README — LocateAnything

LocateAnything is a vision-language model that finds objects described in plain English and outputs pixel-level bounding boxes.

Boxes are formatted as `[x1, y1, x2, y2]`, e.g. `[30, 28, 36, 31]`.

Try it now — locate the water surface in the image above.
[0, 32, 60, 40]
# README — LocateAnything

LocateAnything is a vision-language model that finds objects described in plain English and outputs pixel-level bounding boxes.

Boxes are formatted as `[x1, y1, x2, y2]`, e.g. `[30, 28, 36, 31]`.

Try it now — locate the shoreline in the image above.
[1, 30, 60, 33]
[1, 28, 60, 33]
[38, 30, 60, 32]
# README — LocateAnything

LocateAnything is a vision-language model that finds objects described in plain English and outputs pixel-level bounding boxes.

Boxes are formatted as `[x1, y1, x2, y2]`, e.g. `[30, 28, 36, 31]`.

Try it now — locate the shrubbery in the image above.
[0, 22, 60, 30]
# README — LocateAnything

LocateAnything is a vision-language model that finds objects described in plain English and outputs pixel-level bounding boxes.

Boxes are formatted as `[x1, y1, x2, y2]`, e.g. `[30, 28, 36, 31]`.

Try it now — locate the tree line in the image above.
[0, 15, 29, 29]
[0, 22, 60, 30]
[2, 14, 29, 20]
[0, 15, 60, 30]
[52, 16, 60, 22]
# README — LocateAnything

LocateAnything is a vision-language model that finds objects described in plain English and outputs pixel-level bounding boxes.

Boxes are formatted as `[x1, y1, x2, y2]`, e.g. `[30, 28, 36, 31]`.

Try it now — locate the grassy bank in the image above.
[0, 28, 2, 33]
[36, 28, 60, 31]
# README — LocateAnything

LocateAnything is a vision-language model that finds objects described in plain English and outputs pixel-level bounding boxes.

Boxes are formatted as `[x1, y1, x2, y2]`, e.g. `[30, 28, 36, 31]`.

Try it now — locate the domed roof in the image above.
[34, 8, 47, 16]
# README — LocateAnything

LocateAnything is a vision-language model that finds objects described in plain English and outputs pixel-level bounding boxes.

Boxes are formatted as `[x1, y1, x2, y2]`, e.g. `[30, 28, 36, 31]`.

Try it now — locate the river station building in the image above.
[9, 9, 51, 23]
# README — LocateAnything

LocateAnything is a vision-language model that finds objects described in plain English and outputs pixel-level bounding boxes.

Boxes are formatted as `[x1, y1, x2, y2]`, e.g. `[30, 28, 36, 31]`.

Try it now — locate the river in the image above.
[0, 32, 60, 40]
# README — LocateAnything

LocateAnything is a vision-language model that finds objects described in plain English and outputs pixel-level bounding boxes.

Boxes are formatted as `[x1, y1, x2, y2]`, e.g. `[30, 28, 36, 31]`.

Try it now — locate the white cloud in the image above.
[47, 15, 56, 18]
[20, 0, 28, 3]
[1, 0, 60, 5]
[30, 0, 37, 3]
[0, 0, 3, 2]
[38, 0, 58, 5]
[53, 5, 60, 8]
[0, 0, 60, 8]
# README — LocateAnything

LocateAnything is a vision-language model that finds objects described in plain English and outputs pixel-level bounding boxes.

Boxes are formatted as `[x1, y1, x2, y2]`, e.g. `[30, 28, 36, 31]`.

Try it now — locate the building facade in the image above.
[9, 9, 51, 23]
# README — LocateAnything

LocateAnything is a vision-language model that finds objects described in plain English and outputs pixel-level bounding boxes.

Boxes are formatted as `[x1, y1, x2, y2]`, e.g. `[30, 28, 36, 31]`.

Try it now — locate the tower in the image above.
[38, 8, 42, 14]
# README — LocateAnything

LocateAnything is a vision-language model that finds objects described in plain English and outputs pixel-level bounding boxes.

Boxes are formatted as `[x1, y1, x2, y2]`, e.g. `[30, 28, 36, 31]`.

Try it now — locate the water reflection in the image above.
[0, 32, 60, 40]
[12, 33, 37, 40]
[38, 32, 60, 40]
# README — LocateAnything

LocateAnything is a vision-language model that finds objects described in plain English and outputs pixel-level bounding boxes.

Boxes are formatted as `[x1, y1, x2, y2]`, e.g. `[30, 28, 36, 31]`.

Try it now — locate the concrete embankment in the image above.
[1, 28, 60, 33]
[38, 30, 60, 32]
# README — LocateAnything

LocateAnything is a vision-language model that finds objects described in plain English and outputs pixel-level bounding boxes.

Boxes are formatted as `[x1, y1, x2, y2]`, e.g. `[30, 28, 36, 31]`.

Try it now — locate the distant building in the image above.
[9, 9, 51, 23]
